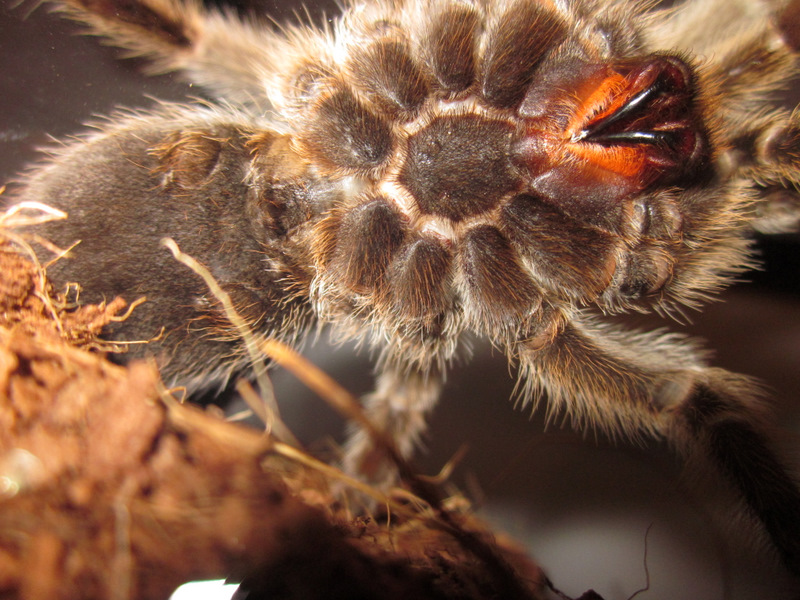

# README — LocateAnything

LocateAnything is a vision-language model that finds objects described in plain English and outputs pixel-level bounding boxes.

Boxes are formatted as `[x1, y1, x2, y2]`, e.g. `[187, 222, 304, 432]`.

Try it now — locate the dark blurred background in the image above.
[1, 2, 799, 598]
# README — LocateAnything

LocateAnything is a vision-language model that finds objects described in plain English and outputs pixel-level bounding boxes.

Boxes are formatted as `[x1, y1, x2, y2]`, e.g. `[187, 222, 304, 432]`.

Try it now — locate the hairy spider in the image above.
[7, 0, 800, 581]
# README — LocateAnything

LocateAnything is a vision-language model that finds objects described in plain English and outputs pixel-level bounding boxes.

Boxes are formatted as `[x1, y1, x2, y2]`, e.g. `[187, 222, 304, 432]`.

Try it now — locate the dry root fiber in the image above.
[0, 205, 547, 600]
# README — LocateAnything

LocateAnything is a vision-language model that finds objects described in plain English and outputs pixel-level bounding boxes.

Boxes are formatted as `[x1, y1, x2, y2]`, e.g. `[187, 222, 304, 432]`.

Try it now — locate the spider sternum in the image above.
[367, 96, 526, 238]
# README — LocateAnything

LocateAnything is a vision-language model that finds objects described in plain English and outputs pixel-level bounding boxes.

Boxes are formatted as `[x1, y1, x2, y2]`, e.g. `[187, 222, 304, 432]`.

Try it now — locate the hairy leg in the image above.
[50, 0, 307, 109]
[342, 363, 443, 490]
[515, 312, 800, 575]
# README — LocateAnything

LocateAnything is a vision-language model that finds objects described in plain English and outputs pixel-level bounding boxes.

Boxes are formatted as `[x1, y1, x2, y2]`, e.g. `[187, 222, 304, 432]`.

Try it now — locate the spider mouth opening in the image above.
[512, 55, 707, 210]
[570, 57, 703, 174]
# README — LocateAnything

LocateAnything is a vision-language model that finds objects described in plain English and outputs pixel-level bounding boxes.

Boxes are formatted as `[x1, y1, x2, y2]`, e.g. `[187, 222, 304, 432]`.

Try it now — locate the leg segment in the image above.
[515, 312, 800, 575]
[51, 0, 304, 109]
[342, 363, 443, 490]
[679, 375, 800, 574]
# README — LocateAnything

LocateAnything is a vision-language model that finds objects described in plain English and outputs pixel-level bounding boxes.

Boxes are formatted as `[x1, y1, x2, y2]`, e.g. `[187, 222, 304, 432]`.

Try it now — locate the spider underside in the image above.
[9, 0, 800, 579]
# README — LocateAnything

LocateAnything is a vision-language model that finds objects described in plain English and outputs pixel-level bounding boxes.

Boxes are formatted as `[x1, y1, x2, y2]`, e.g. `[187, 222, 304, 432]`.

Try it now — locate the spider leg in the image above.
[342, 362, 443, 491]
[515, 311, 800, 575]
[737, 108, 800, 234]
[47, 0, 304, 110]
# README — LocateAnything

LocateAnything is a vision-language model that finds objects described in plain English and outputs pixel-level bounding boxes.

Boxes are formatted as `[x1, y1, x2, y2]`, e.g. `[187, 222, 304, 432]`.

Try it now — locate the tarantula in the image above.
[7, 0, 800, 579]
